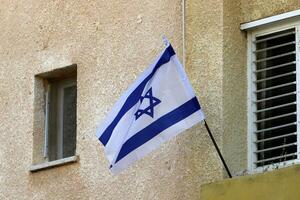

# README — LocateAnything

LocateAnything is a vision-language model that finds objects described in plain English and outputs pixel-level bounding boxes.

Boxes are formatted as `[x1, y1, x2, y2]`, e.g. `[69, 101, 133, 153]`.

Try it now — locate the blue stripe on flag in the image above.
[99, 45, 176, 146]
[114, 97, 201, 164]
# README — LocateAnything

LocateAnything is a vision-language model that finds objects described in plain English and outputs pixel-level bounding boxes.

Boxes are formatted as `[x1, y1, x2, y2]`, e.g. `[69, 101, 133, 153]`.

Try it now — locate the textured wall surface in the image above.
[222, 0, 248, 175]
[2, 0, 300, 199]
[221, 0, 300, 175]
[185, 0, 225, 180]
[241, 0, 300, 23]
[0, 0, 223, 199]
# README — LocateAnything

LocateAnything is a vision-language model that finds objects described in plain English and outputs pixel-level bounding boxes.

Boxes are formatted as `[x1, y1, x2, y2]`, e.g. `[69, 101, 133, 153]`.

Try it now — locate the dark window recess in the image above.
[253, 28, 297, 167]
[48, 78, 77, 161]
[62, 85, 77, 158]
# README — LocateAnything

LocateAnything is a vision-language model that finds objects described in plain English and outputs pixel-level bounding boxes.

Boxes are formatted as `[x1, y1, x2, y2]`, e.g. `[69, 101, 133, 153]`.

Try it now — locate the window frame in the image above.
[247, 20, 300, 173]
[56, 78, 77, 159]
[31, 65, 78, 172]
[46, 77, 77, 161]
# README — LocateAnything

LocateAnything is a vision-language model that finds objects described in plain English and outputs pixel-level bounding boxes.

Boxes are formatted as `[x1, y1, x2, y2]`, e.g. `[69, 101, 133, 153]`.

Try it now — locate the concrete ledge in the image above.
[201, 164, 300, 200]
[30, 155, 79, 172]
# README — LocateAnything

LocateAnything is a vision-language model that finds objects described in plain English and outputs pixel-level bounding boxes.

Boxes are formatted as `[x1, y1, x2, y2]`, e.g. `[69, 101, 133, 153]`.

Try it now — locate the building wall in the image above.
[1, 0, 300, 199]
[222, 0, 248, 175]
[241, 0, 300, 23]
[185, 0, 225, 184]
[222, 0, 300, 175]
[0, 0, 223, 199]
[201, 164, 300, 200]
[187, 0, 300, 177]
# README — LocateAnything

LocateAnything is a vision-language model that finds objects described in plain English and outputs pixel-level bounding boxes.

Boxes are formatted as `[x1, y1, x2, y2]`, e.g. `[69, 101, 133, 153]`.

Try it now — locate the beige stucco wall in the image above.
[222, 0, 248, 175]
[2, 0, 300, 199]
[242, 0, 300, 23]
[185, 0, 225, 180]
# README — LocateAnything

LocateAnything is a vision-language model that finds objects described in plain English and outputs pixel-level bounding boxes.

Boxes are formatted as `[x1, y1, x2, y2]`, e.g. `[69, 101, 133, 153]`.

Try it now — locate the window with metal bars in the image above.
[249, 26, 299, 171]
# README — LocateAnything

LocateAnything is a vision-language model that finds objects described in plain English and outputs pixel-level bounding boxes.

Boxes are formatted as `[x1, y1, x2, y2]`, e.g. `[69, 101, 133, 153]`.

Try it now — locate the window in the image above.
[47, 78, 77, 161]
[31, 65, 77, 171]
[247, 19, 300, 172]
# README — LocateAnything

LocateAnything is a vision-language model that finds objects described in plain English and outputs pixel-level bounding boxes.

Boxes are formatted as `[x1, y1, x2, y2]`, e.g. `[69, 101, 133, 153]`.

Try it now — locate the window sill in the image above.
[29, 155, 79, 172]
[249, 160, 300, 175]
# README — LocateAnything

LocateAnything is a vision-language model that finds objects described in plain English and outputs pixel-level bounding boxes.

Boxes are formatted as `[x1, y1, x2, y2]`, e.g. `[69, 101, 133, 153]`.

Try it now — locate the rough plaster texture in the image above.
[221, 0, 300, 175]
[2, 0, 300, 199]
[185, 0, 225, 179]
[0, 0, 222, 199]
[186, 0, 249, 177]
[241, 0, 300, 23]
[222, 0, 248, 175]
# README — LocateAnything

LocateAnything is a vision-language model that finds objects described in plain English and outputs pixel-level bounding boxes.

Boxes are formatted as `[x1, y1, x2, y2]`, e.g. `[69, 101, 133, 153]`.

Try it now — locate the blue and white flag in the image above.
[96, 44, 205, 174]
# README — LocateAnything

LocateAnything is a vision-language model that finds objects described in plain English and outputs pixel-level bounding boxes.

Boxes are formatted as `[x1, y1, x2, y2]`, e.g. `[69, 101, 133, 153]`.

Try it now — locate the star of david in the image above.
[135, 87, 161, 120]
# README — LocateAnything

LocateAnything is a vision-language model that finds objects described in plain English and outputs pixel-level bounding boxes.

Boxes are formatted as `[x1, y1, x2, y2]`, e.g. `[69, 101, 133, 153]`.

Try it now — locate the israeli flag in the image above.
[96, 44, 205, 174]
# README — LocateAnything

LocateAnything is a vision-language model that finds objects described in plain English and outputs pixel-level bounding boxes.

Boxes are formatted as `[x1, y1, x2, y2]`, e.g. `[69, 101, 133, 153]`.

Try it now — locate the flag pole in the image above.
[204, 120, 232, 178]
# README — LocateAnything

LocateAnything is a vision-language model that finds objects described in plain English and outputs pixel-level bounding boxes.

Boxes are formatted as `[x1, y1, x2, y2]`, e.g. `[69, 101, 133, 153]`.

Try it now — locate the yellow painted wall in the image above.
[201, 164, 300, 200]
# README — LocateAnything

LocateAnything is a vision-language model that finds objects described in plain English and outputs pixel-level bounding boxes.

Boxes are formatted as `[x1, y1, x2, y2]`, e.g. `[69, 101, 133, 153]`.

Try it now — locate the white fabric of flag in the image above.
[96, 44, 205, 174]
